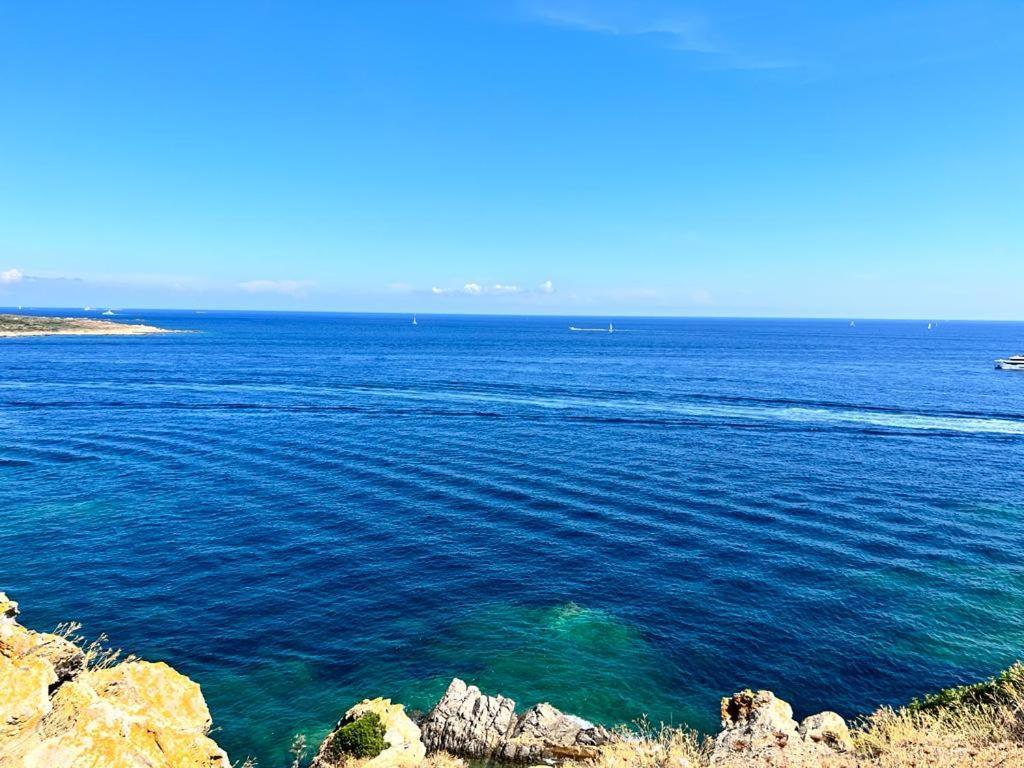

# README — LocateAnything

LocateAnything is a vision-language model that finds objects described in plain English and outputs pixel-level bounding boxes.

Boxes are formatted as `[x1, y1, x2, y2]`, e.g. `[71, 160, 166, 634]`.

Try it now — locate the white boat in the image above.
[102, 309, 115, 316]
[569, 323, 615, 333]
[849, 321, 856, 327]
[412, 315, 417, 326]
[927, 322, 933, 330]
[608, 323, 614, 333]
[995, 355, 1024, 371]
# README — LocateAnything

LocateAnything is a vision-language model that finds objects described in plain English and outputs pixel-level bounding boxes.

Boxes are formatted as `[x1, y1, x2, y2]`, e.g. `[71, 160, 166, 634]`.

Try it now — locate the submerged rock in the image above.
[711, 689, 850, 767]
[0, 591, 229, 768]
[313, 697, 426, 768]
[420, 678, 612, 763]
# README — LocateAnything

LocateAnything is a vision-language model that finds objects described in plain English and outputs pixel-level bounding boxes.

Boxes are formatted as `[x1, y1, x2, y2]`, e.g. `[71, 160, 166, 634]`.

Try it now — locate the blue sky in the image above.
[1, 1, 1021, 317]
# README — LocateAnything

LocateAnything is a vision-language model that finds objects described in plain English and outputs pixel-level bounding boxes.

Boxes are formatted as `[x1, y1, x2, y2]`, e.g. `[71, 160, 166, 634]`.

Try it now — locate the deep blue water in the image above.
[3, 311, 1024, 766]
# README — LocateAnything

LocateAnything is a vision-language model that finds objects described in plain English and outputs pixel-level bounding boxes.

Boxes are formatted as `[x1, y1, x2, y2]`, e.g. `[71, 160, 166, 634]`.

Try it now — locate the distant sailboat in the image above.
[102, 309, 115, 316]
[849, 321, 856, 327]
[608, 323, 614, 333]
[412, 315, 418, 326]
[927, 322, 933, 330]
[83, 306, 93, 311]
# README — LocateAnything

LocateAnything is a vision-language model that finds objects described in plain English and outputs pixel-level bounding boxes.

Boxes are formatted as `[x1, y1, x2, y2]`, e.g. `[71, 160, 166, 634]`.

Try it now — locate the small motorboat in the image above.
[569, 323, 615, 333]
[995, 355, 1024, 371]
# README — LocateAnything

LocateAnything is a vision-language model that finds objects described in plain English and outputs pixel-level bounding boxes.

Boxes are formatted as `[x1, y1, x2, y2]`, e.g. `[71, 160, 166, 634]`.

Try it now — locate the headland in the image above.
[0, 313, 171, 337]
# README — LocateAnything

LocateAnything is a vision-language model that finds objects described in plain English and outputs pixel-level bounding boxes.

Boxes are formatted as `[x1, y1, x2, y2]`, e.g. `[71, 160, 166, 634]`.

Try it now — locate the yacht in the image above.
[995, 355, 1024, 371]
[102, 309, 115, 316]
[569, 323, 615, 333]
[412, 315, 417, 326]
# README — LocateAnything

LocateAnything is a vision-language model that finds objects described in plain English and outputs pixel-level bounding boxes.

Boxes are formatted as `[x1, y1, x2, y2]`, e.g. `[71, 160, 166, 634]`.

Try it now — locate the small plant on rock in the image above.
[327, 712, 389, 760]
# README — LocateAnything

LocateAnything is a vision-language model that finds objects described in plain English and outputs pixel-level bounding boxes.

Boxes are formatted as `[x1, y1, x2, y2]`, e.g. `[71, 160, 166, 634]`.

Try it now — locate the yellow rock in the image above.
[3, 663, 229, 768]
[314, 697, 426, 768]
[14, 678, 165, 767]
[0, 593, 230, 768]
[355, 698, 426, 768]
[0, 593, 58, 742]
[84, 660, 214, 733]
[0, 647, 54, 741]
[0, 593, 20, 627]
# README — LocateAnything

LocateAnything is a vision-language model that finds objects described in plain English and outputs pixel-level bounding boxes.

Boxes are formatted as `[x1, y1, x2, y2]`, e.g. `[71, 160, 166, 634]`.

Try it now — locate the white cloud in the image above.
[428, 280, 552, 297]
[1, 268, 23, 284]
[531, 2, 718, 54]
[526, 2, 798, 70]
[237, 279, 313, 296]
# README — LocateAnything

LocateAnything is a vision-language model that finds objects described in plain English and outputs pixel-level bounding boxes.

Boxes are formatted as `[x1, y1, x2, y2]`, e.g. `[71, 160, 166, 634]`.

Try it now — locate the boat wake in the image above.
[4, 382, 1022, 436]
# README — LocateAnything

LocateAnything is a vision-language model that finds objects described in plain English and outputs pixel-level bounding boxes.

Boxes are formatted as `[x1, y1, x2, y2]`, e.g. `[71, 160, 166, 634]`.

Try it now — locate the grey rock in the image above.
[422, 679, 612, 763]
[421, 679, 518, 758]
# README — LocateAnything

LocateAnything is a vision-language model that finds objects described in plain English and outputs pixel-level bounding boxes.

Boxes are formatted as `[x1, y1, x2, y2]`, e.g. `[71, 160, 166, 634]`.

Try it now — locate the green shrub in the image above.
[328, 712, 389, 760]
[908, 662, 1024, 713]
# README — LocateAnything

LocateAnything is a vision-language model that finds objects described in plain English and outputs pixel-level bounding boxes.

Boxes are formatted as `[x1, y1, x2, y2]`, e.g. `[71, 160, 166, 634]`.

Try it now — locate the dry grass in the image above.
[565, 718, 712, 768]
[53, 620, 138, 670]
[566, 666, 1024, 768]
[420, 751, 468, 768]
[851, 680, 1024, 767]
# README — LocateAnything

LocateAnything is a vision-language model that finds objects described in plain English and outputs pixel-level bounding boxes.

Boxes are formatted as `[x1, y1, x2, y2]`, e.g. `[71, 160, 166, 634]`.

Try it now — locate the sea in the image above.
[2, 311, 1023, 766]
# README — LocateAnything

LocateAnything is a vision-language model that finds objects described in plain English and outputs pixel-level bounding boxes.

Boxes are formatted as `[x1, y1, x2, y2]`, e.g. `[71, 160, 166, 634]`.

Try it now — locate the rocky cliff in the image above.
[2, 592, 1021, 768]
[0, 593, 229, 768]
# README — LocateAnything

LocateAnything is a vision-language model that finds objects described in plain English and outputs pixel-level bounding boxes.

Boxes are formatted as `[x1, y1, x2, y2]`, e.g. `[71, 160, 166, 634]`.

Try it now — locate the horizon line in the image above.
[2, 305, 1021, 323]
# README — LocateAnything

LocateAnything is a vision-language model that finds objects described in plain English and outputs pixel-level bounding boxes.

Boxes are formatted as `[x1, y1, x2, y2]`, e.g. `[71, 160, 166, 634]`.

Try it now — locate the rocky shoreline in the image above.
[2, 592, 1021, 768]
[304, 680, 852, 768]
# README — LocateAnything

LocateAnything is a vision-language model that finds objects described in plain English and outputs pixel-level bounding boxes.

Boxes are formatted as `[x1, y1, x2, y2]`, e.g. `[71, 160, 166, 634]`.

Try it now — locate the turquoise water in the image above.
[2, 312, 1023, 765]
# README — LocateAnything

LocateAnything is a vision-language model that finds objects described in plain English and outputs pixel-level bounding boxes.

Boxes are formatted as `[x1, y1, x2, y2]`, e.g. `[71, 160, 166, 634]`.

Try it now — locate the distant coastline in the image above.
[0, 313, 172, 337]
